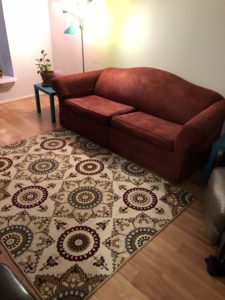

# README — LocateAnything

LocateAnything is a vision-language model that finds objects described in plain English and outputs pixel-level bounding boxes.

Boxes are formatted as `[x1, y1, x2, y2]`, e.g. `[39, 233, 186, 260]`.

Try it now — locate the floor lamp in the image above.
[63, 1, 93, 73]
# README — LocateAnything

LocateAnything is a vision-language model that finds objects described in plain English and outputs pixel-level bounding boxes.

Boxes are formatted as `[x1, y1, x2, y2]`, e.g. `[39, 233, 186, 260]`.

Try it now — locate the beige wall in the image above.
[0, 0, 52, 102]
[1, 0, 225, 103]
[48, 0, 88, 75]
[49, 0, 225, 97]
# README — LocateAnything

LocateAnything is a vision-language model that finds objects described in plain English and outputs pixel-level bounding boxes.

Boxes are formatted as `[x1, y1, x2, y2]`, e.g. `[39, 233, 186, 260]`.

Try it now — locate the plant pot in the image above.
[40, 71, 54, 87]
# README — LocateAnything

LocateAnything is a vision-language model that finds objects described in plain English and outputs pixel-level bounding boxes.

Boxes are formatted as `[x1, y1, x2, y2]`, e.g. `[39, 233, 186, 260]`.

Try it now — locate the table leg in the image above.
[203, 144, 219, 182]
[34, 85, 41, 113]
[49, 94, 56, 123]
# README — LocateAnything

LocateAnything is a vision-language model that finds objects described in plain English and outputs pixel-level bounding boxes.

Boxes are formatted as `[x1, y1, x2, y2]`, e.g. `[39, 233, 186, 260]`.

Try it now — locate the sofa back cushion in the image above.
[94, 67, 222, 124]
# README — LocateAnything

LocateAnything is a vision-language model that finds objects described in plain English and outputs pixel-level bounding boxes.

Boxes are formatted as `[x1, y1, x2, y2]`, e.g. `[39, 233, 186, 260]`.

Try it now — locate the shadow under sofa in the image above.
[52, 67, 225, 183]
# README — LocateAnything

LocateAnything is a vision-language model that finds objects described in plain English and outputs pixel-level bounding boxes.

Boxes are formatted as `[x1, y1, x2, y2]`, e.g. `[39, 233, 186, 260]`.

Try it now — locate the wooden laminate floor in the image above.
[0, 96, 225, 300]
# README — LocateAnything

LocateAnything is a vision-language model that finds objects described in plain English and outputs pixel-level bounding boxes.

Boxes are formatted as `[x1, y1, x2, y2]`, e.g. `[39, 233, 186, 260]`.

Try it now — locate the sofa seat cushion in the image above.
[64, 95, 135, 125]
[111, 111, 182, 152]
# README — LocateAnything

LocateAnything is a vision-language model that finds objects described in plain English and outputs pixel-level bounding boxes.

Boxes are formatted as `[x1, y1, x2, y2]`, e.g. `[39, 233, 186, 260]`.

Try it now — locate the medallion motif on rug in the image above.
[0, 128, 194, 299]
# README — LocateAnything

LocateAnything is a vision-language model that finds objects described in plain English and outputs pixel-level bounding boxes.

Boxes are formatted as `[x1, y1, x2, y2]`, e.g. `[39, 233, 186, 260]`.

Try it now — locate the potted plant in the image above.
[0, 65, 4, 78]
[36, 49, 54, 87]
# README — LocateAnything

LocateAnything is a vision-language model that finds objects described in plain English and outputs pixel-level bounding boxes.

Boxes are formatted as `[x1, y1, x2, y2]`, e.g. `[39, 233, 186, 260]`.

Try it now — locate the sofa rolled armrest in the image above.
[52, 69, 103, 100]
[175, 99, 225, 152]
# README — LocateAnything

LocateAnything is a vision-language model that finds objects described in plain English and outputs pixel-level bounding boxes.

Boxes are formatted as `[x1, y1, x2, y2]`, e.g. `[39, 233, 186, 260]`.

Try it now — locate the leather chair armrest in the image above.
[175, 99, 225, 152]
[52, 69, 103, 100]
[0, 264, 35, 300]
[204, 167, 225, 246]
[217, 231, 225, 261]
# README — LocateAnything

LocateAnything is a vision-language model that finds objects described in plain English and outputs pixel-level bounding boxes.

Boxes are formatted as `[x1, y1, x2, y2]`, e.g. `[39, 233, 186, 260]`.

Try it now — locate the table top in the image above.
[34, 83, 56, 95]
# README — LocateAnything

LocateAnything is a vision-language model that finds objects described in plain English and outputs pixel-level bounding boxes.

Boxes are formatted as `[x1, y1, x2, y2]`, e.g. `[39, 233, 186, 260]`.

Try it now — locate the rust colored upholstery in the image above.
[95, 68, 221, 124]
[52, 67, 225, 182]
[64, 95, 135, 125]
[111, 112, 182, 152]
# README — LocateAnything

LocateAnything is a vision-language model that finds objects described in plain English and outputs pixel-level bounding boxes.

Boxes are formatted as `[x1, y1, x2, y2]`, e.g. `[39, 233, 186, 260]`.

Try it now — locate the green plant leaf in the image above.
[35, 49, 51, 73]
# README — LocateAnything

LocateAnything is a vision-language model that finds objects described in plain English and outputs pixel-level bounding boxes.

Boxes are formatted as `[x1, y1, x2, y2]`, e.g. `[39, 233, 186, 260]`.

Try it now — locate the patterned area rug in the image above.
[0, 128, 194, 299]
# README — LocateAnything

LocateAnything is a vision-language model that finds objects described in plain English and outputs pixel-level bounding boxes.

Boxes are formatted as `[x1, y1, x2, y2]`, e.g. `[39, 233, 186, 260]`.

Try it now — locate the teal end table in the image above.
[203, 133, 225, 182]
[34, 83, 57, 123]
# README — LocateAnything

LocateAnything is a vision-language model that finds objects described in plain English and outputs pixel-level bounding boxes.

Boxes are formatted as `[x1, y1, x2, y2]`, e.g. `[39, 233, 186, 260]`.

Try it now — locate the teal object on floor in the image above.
[203, 134, 225, 182]
[34, 83, 57, 123]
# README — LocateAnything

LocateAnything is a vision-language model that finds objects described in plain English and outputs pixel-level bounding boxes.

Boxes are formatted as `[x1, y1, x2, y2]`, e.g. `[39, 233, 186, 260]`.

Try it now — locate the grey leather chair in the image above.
[0, 264, 35, 300]
[204, 167, 225, 246]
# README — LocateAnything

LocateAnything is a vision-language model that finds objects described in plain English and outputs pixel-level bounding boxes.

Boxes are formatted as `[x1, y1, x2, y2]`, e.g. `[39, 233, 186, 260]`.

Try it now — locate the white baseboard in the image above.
[0, 93, 44, 104]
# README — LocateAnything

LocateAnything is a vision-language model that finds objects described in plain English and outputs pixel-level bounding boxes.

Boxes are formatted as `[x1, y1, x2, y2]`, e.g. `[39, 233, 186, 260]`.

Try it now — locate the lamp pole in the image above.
[63, 0, 93, 72]
[79, 24, 85, 72]
[63, 10, 85, 73]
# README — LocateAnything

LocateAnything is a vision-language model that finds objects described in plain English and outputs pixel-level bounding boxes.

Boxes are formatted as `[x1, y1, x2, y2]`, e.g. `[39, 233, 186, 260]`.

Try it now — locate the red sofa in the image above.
[52, 67, 225, 182]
